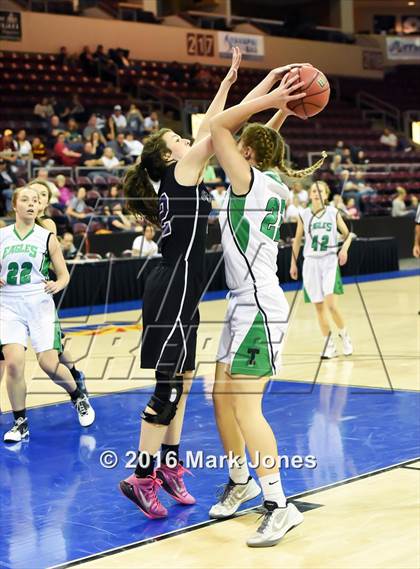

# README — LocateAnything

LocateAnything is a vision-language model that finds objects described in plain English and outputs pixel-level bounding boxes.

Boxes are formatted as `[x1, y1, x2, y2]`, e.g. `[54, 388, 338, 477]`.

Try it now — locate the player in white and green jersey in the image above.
[0, 186, 95, 443]
[208, 69, 328, 548]
[290, 181, 354, 359]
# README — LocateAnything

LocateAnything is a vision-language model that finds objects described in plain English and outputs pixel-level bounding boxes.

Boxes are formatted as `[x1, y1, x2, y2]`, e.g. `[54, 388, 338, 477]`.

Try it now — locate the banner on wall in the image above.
[217, 31, 264, 60]
[0, 11, 21, 41]
[386, 36, 420, 60]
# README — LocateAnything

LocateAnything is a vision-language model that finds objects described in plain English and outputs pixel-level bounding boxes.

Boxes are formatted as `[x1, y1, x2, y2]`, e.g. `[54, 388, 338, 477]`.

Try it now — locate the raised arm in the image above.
[209, 72, 305, 195]
[290, 215, 304, 280]
[194, 47, 242, 144]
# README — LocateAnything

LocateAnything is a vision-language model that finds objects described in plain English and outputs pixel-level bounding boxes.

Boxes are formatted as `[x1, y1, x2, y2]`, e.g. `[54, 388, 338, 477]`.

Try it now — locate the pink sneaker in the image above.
[119, 474, 168, 519]
[155, 462, 196, 505]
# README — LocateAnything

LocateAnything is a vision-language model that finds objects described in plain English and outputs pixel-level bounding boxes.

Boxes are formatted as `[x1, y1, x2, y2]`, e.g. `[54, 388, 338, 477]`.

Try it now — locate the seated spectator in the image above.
[31, 137, 50, 167]
[332, 193, 349, 217]
[98, 147, 123, 170]
[80, 142, 98, 167]
[36, 168, 59, 203]
[291, 181, 308, 205]
[15, 129, 32, 164]
[392, 187, 416, 218]
[65, 118, 82, 144]
[0, 129, 18, 165]
[0, 159, 17, 213]
[110, 105, 127, 134]
[79, 46, 97, 76]
[126, 103, 144, 135]
[57, 46, 70, 67]
[48, 115, 65, 145]
[334, 140, 344, 156]
[90, 130, 106, 158]
[143, 111, 159, 134]
[66, 186, 90, 222]
[60, 232, 79, 260]
[107, 184, 125, 210]
[132, 225, 158, 257]
[54, 133, 82, 166]
[108, 133, 131, 164]
[111, 48, 132, 69]
[211, 185, 227, 212]
[354, 149, 369, 165]
[124, 132, 143, 160]
[204, 163, 222, 184]
[107, 203, 132, 232]
[56, 174, 74, 207]
[330, 154, 343, 175]
[84, 114, 100, 140]
[34, 97, 54, 120]
[286, 195, 305, 222]
[341, 147, 354, 168]
[380, 128, 398, 150]
[344, 197, 360, 220]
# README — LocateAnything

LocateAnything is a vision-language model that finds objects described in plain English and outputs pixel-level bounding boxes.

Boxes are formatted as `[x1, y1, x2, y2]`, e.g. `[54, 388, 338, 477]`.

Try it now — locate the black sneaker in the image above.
[4, 417, 29, 443]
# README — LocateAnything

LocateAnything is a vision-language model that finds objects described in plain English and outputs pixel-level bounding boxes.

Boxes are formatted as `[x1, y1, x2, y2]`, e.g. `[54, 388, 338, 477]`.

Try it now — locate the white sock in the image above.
[338, 328, 347, 336]
[229, 455, 250, 484]
[259, 473, 286, 508]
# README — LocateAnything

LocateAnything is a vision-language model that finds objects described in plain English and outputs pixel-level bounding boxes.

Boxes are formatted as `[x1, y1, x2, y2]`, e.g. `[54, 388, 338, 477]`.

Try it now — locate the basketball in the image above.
[288, 65, 330, 118]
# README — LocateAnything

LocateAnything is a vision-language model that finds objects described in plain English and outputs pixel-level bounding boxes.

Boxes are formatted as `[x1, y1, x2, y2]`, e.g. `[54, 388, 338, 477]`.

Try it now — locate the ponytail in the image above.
[123, 128, 172, 227]
[275, 134, 327, 178]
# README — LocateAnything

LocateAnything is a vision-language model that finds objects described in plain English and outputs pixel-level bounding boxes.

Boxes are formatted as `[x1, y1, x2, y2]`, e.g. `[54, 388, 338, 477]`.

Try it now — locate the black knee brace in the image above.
[142, 371, 183, 426]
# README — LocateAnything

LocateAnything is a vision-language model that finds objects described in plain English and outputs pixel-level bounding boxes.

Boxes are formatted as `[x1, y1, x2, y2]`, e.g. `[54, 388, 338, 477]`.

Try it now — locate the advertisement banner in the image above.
[217, 31, 264, 60]
[0, 11, 21, 41]
[386, 36, 420, 60]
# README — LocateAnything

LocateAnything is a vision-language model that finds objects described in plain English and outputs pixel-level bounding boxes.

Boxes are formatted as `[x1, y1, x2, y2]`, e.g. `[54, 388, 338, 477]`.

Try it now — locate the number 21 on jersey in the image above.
[260, 197, 286, 242]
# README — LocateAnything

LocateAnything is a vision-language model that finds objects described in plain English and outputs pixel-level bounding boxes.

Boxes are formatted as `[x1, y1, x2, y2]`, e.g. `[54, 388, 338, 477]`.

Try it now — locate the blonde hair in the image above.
[28, 178, 52, 203]
[310, 180, 331, 199]
[12, 186, 46, 228]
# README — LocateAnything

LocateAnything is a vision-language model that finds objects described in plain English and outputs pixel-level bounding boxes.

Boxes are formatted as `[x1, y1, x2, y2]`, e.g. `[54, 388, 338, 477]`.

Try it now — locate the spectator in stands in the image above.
[34, 97, 54, 120]
[94, 44, 118, 83]
[31, 136, 50, 167]
[0, 130, 18, 165]
[124, 132, 143, 161]
[107, 203, 132, 232]
[15, 129, 32, 165]
[90, 130, 106, 158]
[286, 195, 305, 222]
[344, 197, 360, 220]
[392, 187, 416, 218]
[33, 169, 59, 204]
[107, 184, 125, 210]
[60, 232, 78, 260]
[203, 162, 222, 185]
[54, 133, 81, 166]
[108, 132, 131, 164]
[291, 181, 308, 205]
[48, 115, 65, 145]
[0, 159, 17, 213]
[56, 174, 74, 207]
[65, 118, 82, 145]
[83, 114, 100, 140]
[57, 46, 71, 67]
[132, 225, 158, 257]
[79, 46, 97, 76]
[334, 140, 344, 156]
[66, 186, 89, 222]
[98, 147, 123, 170]
[111, 48, 132, 69]
[342, 147, 354, 168]
[211, 185, 227, 214]
[380, 128, 398, 150]
[330, 154, 343, 175]
[332, 193, 349, 218]
[143, 111, 159, 134]
[80, 142, 98, 167]
[354, 149, 369, 165]
[126, 103, 144, 135]
[110, 105, 127, 135]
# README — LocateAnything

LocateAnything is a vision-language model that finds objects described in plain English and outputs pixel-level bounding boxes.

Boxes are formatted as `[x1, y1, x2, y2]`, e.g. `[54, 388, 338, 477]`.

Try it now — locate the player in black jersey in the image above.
[119, 48, 242, 518]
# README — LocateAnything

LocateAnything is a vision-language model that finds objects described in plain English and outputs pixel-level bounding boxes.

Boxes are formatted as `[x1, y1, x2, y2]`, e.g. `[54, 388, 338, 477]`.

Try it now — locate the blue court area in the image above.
[1, 380, 419, 569]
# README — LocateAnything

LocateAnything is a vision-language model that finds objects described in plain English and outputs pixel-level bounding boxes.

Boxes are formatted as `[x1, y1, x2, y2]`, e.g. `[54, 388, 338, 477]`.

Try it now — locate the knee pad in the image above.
[142, 372, 183, 426]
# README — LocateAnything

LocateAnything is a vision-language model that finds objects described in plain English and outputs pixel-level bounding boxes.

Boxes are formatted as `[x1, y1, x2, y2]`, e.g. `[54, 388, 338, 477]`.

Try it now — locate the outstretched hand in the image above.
[270, 63, 312, 81]
[223, 46, 242, 86]
[271, 71, 306, 116]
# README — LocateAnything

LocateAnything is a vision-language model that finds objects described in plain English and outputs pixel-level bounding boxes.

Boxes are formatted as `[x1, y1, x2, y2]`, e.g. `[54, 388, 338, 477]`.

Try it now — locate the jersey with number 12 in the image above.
[219, 167, 290, 294]
[301, 205, 339, 258]
[0, 224, 51, 295]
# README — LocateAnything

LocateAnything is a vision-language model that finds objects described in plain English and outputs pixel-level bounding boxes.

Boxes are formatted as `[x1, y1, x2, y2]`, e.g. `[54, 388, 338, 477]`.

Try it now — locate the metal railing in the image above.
[356, 91, 401, 130]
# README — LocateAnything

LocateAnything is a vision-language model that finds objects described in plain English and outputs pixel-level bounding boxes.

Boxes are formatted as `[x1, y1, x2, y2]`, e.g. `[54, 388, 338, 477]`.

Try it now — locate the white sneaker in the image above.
[247, 501, 304, 548]
[321, 338, 338, 359]
[209, 477, 261, 519]
[4, 417, 29, 443]
[73, 395, 95, 427]
[339, 332, 353, 356]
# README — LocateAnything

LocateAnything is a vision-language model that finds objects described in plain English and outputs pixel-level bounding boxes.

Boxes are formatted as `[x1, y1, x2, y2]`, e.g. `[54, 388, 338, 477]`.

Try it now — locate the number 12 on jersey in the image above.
[260, 197, 286, 242]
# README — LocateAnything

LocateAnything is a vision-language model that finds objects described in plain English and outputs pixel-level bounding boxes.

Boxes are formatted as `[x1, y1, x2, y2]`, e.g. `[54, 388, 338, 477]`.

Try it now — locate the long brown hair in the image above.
[123, 128, 172, 226]
[240, 123, 326, 178]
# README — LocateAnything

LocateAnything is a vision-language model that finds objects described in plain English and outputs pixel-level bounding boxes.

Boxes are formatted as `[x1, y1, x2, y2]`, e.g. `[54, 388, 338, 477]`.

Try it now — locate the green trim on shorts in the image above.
[231, 311, 273, 377]
[53, 317, 62, 351]
[304, 265, 344, 303]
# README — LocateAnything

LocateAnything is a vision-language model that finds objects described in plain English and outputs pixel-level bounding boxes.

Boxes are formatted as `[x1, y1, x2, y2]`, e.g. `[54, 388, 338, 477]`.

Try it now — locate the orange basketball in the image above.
[288, 65, 330, 118]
